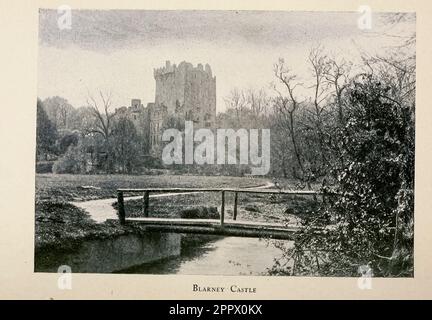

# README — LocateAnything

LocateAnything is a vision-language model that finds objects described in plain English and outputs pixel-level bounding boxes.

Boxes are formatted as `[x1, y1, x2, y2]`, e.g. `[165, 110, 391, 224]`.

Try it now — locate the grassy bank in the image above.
[35, 201, 139, 252]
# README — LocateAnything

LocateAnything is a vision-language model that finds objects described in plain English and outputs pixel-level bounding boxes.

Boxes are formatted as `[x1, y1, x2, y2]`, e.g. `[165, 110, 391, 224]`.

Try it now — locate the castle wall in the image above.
[114, 100, 146, 136]
[148, 103, 166, 148]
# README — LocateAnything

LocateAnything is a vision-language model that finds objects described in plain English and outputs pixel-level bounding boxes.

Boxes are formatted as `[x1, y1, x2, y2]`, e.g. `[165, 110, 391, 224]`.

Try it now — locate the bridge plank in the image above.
[125, 217, 295, 230]
[106, 217, 300, 240]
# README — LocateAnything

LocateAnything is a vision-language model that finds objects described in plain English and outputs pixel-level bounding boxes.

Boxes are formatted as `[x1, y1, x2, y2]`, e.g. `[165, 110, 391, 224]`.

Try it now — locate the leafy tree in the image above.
[36, 99, 57, 160]
[57, 131, 80, 155]
[111, 117, 141, 173]
[52, 141, 87, 174]
[43, 96, 75, 129]
[68, 106, 96, 132]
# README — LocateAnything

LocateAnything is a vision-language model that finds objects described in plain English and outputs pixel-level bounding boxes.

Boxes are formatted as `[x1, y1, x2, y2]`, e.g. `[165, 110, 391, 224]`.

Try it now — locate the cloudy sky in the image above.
[38, 10, 415, 112]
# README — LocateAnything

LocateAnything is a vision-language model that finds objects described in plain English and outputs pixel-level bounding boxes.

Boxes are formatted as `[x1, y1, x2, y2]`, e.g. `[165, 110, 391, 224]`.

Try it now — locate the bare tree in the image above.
[323, 58, 352, 124]
[308, 46, 330, 117]
[307, 46, 332, 167]
[272, 58, 308, 185]
[86, 90, 116, 172]
[362, 53, 415, 107]
[224, 88, 247, 124]
[86, 90, 115, 141]
[272, 52, 341, 187]
[246, 88, 270, 127]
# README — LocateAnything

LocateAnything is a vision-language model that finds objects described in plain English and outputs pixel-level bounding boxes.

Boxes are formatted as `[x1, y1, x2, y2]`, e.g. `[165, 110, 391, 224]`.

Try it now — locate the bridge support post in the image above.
[233, 192, 238, 220]
[143, 191, 150, 217]
[117, 191, 125, 225]
[220, 190, 225, 228]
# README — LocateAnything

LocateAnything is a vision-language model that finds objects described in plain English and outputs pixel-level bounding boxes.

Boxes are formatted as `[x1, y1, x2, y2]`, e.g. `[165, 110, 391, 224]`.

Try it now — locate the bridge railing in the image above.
[116, 187, 322, 227]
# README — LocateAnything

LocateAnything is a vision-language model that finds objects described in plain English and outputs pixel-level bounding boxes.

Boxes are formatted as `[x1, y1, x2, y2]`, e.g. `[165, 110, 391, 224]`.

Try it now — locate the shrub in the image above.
[52, 143, 87, 174]
[36, 161, 54, 173]
[272, 76, 415, 277]
[180, 206, 219, 219]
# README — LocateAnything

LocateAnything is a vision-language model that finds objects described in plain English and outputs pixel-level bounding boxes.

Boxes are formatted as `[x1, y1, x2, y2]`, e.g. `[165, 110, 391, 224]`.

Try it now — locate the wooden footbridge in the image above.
[113, 187, 322, 240]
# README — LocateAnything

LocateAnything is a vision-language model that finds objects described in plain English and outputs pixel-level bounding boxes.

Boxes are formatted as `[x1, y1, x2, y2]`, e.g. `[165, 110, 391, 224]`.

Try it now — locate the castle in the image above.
[115, 61, 217, 153]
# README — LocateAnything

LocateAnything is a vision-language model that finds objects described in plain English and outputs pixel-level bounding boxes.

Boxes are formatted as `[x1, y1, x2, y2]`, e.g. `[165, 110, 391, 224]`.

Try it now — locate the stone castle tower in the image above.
[116, 61, 217, 152]
[154, 60, 216, 125]
[149, 60, 217, 149]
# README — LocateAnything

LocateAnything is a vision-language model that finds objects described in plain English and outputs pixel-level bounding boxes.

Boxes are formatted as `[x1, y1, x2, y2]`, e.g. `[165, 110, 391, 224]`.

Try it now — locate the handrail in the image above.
[117, 187, 322, 195]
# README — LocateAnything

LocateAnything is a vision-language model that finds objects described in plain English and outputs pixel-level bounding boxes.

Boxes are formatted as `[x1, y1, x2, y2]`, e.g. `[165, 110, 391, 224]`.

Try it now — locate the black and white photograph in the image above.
[34, 9, 415, 278]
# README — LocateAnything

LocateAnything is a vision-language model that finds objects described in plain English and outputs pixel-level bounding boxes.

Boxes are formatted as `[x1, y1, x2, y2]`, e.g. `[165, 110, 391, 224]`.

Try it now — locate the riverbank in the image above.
[34, 201, 162, 270]
[34, 174, 273, 268]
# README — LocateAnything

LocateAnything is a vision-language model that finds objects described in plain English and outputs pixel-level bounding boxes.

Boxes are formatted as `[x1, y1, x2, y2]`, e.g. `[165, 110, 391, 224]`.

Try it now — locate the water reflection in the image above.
[122, 235, 292, 275]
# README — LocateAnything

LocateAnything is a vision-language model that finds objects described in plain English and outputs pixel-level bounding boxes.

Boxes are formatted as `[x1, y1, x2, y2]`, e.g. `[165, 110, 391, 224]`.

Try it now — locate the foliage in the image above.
[68, 106, 96, 132]
[57, 130, 80, 154]
[111, 116, 142, 173]
[52, 141, 87, 174]
[35, 161, 55, 173]
[36, 99, 57, 160]
[42, 96, 75, 129]
[270, 74, 415, 277]
[180, 206, 219, 219]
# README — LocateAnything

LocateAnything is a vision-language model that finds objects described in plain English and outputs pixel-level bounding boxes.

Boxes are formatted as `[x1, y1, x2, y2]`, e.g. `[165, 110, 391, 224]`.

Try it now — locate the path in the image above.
[72, 182, 274, 223]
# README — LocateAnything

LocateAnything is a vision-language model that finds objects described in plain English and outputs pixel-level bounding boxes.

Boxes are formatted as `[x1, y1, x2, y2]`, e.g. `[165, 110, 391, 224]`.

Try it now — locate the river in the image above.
[120, 235, 292, 275]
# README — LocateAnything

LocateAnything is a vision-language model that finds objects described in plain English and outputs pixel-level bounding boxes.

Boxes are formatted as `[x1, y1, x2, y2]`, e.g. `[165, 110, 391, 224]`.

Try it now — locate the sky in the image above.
[37, 10, 415, 113]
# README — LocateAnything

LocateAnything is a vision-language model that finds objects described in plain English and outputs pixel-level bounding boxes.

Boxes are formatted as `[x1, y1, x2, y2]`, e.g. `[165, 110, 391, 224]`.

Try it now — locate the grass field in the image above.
[121, 191, 318, 225]
[35, 173, 270, 202]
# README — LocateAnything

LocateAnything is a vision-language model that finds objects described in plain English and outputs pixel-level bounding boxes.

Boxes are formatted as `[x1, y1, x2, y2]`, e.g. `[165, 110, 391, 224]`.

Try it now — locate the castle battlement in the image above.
[153, 60, 214, 79]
